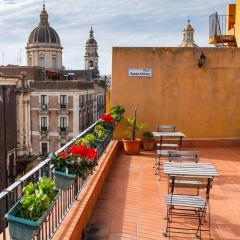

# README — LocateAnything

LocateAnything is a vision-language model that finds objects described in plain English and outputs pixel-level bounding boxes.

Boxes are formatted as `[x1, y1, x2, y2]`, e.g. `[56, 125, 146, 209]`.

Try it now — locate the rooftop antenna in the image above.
[1, 52, 5, 66]
[19, 49, 22, 66]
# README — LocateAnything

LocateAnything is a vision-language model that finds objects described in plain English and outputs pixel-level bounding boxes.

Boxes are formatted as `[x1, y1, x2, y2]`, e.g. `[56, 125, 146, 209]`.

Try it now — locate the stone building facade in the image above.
[0, 3, 106, 166]
[0, 76, 31, 190]
[30, 80, 105, 156]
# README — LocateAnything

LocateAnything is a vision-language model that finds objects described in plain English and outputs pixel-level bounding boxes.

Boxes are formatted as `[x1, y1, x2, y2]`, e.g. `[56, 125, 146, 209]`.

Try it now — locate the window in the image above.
[39, 56, 45, 67]
[41, 95, 47, 108]
[52, 56, 57, 68]
[41, 117, 48, 131]
[8, 153, 15, 179]
[79, 111, 83, 131]
[60, 117, 67, 132]
[60, 95, 67, 108]
[29, 57, 32, 66]
[89, 60, 93, 68]
[83, 95, 86, 106]
[41, 142, 48, 156]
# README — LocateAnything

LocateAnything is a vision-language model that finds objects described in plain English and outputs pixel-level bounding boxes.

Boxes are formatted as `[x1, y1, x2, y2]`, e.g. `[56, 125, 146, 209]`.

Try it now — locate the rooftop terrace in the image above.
[1, 125, 240, 240]
[86, 147, 240, 240]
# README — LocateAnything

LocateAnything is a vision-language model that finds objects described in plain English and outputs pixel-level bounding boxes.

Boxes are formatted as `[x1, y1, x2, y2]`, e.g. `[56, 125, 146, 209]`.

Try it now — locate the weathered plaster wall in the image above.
[111, 47, 240, 139]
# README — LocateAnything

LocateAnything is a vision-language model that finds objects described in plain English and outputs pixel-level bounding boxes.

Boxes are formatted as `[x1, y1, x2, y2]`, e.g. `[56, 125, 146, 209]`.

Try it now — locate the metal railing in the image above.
[0, 120, 113, 240]
[209, 13, 232, 38]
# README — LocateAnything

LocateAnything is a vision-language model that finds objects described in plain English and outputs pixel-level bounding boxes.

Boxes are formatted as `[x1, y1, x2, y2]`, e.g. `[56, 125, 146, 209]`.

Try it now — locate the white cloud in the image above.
[0, 0, 230, 74]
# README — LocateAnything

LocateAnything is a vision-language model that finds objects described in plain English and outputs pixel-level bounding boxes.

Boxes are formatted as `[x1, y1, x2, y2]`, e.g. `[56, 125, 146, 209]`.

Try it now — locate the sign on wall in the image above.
[128, 68, 152, 77]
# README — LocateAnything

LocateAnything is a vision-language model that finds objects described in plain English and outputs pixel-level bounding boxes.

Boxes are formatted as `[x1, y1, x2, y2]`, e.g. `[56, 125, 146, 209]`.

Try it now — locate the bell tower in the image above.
[84, 26, 98, 70]
[179, 19, 198, 47]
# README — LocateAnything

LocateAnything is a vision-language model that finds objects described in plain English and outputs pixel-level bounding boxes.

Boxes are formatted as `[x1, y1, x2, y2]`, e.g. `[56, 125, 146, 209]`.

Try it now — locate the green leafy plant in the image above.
[110, 105, 125, 121]
[94, 124, 106, 140]
[125, 109, 145, 140]
[76, 134, 96, 147]
[143, 131, 154, 140]
[110, 105, 125, 115]
[17, 177, 56, 221]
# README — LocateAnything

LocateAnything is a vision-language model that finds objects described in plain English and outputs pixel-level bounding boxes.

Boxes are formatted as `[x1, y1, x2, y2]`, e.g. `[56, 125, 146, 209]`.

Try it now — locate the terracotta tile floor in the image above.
[87, 148, 240, 240]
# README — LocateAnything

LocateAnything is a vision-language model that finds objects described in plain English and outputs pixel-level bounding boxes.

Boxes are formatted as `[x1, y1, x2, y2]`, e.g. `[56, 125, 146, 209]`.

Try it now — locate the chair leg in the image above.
[196, 208, 206, 238]
[208, 201, 211, 240]
[155, 153, 159, 175]
[164, 205, 170, 237]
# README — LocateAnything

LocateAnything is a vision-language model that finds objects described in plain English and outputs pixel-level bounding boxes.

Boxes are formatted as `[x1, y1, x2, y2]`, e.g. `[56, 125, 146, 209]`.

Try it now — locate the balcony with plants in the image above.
[0, 105, 125, 240]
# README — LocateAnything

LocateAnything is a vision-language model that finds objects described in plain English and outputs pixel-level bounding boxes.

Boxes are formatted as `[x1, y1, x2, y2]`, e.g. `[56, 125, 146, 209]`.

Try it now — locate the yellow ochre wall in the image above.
[226, 4, 236, 33]
[106, 90, 111, 113]
[233, 0, 240, 46]
[111, 47, 240, 139]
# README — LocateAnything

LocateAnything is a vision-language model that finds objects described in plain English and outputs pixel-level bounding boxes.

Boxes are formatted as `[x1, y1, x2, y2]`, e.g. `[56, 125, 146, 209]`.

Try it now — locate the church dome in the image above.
[28, 4, 61, 45]
[86, 38, 97, 45]
[86, 27, 97, 45]
[183, 19, 194, 32]
[28, 26, 60, 44]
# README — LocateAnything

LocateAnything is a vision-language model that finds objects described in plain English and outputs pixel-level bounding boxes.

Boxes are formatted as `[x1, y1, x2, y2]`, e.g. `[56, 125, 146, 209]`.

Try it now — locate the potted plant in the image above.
[142, 131, 155, 151]
[5, 177, 59, 240]
[52, 142, 97, 190]
[122, 109, 145, 154]
[100, 113, 115, 130]
[94, 124, 107, 141]
[110, 105, 125, 122]
[76, 133, 96, 147]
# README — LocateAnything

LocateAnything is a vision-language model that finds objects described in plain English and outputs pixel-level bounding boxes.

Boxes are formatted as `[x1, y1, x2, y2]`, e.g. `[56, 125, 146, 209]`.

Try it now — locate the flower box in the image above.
[5, 190, 60, 240]
[53, 169, 76, 190]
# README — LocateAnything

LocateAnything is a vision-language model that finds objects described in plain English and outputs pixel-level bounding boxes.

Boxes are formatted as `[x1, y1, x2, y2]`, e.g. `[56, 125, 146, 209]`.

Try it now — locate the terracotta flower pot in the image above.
[122, 138, 141, 154]
[142, 139, 155, 151]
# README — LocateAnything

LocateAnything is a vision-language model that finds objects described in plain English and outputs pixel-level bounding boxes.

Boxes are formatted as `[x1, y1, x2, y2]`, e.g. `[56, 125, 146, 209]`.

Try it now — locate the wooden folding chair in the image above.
[168, 150, 199, 163]
[154, 125, 178, 174]
[164, 176, 213, 239]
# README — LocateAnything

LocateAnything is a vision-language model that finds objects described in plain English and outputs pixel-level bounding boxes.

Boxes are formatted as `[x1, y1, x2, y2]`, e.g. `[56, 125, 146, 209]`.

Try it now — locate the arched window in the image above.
[39, 56, 45, 67]
[29, 56, 32, 66]
[89, 60, 93, 68]
[52, 56, 57, 68]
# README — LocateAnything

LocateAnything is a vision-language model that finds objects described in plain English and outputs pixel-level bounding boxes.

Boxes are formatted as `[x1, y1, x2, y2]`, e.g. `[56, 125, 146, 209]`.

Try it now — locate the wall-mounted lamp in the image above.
[198, 51, 206, 68]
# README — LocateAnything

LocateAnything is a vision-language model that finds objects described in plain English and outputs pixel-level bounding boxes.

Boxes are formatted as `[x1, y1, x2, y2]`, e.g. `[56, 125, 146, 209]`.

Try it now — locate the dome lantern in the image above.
[39, 3, 49, 26]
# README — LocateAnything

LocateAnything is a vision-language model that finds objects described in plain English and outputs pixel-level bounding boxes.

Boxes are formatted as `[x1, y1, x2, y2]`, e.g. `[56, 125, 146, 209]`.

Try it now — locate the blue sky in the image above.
[0, 0, 231, 74]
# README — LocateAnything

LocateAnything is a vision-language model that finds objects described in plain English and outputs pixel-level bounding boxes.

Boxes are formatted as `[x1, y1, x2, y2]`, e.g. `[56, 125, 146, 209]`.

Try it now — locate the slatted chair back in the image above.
[168, 176, 212, 191]
[170, 176, 213, 202]
[168, 150, 199, 163]
[157, 125, 176, 132]
[165, 175, 214, 238]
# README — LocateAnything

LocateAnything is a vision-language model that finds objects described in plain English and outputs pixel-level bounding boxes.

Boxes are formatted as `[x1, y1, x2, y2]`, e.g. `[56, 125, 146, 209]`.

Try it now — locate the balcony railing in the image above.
[60, 104, 67, 109]
[59, 127, 67, 133]
[41, 126, 48, 132]
[0, 120, 113, 240]
[40, 104, 48, 110]
[209, 12, 236, 46]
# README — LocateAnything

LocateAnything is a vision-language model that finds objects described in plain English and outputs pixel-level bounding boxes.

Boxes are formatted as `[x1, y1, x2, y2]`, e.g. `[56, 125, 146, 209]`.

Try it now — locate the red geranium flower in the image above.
[59, 151, 67, 160]
[67, 144, 97, 160]
[100, 113, 114, 124]
[68, 145, 79, 157]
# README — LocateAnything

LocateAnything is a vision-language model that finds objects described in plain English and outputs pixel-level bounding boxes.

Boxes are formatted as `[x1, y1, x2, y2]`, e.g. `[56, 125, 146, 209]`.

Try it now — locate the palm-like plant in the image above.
[125, 109, 145, 140]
